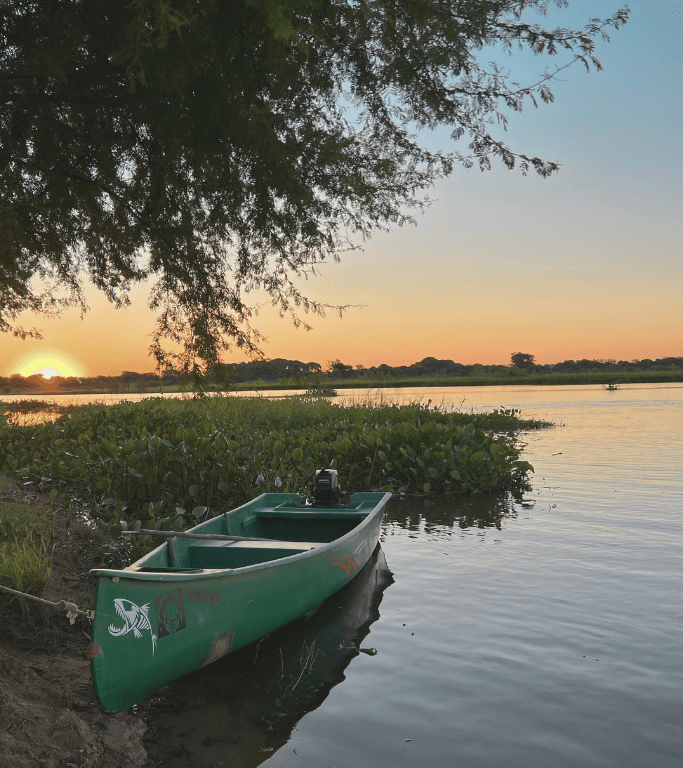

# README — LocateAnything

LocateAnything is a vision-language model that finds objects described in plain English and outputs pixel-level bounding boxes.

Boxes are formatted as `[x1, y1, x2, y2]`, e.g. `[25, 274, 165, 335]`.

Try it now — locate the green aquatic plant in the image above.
[0, 397, 548, 548]
[298, 386, 339, 400]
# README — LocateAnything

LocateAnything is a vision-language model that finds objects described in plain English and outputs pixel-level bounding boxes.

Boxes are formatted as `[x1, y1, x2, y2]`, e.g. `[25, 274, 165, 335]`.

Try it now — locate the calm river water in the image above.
[7, 384, 683, 766]
[133, 383, 683, 768]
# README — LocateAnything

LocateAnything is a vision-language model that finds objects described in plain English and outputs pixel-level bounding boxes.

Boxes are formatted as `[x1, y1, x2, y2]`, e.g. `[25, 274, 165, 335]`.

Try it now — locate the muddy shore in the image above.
[0, 483, 151, 768]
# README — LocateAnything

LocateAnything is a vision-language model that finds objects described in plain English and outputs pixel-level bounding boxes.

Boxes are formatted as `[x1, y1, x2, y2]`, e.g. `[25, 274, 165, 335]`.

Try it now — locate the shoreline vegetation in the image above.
[2, 354, 683, 396]
[0, 395, 551, 607]
[0, 396, 551, 514]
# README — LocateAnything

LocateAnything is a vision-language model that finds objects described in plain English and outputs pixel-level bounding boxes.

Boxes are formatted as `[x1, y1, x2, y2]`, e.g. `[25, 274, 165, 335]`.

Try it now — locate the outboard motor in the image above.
[309, 468, 342, 507]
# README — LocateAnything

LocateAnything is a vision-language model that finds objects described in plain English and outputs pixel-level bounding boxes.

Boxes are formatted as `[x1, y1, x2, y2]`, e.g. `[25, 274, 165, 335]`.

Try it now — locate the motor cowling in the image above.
[309, 468, 342, 507]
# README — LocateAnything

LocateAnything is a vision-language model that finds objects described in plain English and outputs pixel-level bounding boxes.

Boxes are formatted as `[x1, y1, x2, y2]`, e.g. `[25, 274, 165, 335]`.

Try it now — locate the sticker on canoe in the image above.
[155, 588, 187, 638]
[329, 555, 358, 575]
[187, 589, 220, 606]
[108, 599, 158, 655]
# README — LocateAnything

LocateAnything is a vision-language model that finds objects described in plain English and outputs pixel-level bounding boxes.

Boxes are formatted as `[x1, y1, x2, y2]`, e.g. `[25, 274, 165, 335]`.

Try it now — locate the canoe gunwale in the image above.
[90, 491, 392, 582]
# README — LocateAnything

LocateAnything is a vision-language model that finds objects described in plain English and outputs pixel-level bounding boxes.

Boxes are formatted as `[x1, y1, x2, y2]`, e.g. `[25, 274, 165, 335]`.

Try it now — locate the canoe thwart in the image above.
[120, 529, 274, 542]
[254, 508, 371, 520]
[188, 543, 317, 569]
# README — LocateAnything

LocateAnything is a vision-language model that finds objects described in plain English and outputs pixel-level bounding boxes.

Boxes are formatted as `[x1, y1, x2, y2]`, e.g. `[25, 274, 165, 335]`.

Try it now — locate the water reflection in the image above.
[384, 491, 531, 533]
[0, 398, 68, 427]
[141, 547, 394, 767]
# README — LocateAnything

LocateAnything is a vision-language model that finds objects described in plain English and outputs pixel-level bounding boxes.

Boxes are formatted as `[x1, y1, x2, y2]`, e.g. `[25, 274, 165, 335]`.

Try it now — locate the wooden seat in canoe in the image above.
[253, 507, 372, 520]
[187, 539, 321, 569]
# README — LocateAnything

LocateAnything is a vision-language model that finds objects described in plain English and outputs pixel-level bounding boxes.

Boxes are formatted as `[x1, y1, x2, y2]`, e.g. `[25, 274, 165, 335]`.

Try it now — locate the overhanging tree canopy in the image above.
[0, 0, 629, 372]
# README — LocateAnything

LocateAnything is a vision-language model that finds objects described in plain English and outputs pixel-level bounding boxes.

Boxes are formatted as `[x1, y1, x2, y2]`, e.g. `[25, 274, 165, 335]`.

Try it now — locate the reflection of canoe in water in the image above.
[90, 491, 391, 712]
[140, 546, 394, 768]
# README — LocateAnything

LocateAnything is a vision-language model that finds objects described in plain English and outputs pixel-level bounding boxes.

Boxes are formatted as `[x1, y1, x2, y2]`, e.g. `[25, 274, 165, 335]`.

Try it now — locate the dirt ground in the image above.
[0, 482, 149, 768]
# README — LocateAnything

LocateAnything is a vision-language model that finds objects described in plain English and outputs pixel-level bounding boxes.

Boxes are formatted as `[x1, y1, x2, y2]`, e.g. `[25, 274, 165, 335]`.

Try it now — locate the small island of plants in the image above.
[0, 395, 550, 585]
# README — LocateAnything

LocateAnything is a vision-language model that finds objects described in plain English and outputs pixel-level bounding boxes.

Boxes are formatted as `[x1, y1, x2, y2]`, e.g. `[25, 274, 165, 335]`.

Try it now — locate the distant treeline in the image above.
[3, 355, 683, 394]
[213, 354, 683, 384]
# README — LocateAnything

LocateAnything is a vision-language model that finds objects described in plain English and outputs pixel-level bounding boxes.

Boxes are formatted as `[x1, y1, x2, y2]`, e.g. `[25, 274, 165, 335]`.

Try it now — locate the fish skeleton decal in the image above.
[108, 598, 158, 655]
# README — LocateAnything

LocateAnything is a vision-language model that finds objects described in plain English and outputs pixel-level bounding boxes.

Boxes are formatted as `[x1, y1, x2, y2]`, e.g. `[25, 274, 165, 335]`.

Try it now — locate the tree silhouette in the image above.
[510, 353, 535, 371]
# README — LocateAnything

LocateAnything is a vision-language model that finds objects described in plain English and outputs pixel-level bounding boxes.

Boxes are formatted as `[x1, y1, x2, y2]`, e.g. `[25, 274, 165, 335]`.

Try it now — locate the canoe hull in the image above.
[90, 492, 390, 711]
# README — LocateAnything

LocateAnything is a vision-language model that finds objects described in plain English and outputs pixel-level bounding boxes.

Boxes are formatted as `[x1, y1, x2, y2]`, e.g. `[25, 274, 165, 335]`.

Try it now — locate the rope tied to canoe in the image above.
[0, 583, 94, 624]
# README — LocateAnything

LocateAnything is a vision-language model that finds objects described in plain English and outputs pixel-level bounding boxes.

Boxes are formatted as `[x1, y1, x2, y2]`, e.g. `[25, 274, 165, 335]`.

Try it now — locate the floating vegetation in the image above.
[0, 397, 550, 554]
[300, 386, 338, 399]
[0, 399, 62, 426]
[1, 399, 62, 413]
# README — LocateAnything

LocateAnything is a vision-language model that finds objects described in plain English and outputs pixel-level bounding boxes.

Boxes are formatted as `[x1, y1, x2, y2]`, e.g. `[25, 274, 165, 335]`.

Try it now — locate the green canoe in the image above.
[143, 547, 394, 761]
[89, 490, 391, 712]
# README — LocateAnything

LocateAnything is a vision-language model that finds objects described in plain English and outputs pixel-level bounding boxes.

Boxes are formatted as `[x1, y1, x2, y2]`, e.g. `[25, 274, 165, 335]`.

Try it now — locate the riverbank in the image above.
[0, 476, 148, 768]
[228, 369, 683, 391]
[1, 368, 682, 397]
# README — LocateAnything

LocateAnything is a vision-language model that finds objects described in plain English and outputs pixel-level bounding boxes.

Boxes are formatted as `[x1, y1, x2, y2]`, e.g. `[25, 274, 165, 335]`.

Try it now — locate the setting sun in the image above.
[18, 356, 80, 379]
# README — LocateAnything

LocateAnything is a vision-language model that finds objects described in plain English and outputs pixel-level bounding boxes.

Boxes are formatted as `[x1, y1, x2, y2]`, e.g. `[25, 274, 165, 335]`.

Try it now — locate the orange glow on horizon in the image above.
[16, 355, 81, 379]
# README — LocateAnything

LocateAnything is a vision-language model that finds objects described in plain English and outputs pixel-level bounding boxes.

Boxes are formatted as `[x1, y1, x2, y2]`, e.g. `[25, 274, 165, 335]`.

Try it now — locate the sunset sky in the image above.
[3, 0, 682, 379]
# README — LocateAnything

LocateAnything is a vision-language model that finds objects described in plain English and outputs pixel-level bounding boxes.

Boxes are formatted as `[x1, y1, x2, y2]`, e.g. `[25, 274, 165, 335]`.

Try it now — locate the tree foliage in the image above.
[0, 0, 629, 372]
[510, 352, 535, 370]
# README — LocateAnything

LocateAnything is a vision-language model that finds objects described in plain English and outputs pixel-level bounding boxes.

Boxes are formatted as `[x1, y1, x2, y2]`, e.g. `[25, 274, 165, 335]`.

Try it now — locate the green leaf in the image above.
[189, 484, 199, 497]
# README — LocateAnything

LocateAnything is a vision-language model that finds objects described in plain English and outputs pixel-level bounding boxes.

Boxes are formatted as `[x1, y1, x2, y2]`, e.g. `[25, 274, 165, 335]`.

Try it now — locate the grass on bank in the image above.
[0, 395, 551, 564]
[233, 368, 683, 391]
[0, 476, 53, 608]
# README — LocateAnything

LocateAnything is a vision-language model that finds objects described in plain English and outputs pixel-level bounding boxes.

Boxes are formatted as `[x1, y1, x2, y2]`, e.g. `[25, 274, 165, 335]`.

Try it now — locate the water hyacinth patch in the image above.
[0, 396, 549, 544]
